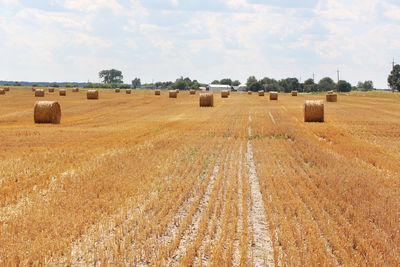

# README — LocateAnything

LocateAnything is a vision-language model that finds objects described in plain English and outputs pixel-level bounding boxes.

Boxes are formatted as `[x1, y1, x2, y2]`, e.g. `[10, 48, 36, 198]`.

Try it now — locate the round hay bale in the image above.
[72, 88, 79, 92]
[34, 101, 61, 124]
[59, 89, 66, 96]
[326, 94, 337, 102]
[4, 87, 10, 92]
[35, 89, 45, 97]
[291, 90, 298, 96]
[221, 90, 229, 98]
[0, 89, 5, 95]
[115, 88, 120, 93]
[155, 89, 161, 95]
[270, 91, 278, 100]
[200, 93, 213, 107]
[87, 90, 99, 100]
[48, 88, 54, 93]
[126, 89, 131, 94]
[304, 100, 324, 122]
[227, 90, 230, 95]
[258, 90, 264, 96]
[190, 89, 196, 95]
[327, 91, 334, 94]
[248, 91, 252, 95]
[169, 90, 177, 98]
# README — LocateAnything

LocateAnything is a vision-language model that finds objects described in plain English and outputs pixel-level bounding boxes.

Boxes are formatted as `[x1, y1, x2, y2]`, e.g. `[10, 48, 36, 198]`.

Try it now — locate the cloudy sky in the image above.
[0, 0, 399, 88]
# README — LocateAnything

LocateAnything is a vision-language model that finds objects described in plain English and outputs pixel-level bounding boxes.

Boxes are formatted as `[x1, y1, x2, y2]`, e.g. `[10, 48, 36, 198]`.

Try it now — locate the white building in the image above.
[208, 84, 231, 92]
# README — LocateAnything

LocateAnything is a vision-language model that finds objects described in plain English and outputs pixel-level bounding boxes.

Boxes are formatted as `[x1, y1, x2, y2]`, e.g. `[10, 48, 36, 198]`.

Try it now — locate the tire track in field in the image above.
[164, 147, 225, 266]
[247, 116, 275, 266]
[192, 145, 237, 266]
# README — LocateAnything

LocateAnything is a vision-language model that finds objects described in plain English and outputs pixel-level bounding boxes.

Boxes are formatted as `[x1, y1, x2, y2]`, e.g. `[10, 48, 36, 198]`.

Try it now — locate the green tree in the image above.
[211, 80, 219, 84]
[132, 78, 141, 89]
[220, 78, 232, 85]
[388, 64, 400, 92]
[303, 78, 315, 92]
[318, 77, 336, 92]
[246, 76, 257, 88]
[99, 69, 123, 84]
[357, 80, 374, 90]
[232, 80, 240, 86]
[337, 80, 352, 92]
[249, 81, 263, 92]
[279, 78, 299, 93]
[174, 79, 187, 90]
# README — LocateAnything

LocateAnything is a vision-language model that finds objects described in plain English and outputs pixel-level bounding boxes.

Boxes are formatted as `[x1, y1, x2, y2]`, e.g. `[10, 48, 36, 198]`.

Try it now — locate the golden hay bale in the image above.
[72, 88, 79, 92]
[304, 100, 324, 122]
[270, 91, 278, 100]
[327, 91, 333, 94]
[0, 89, 5, 95]
[176, 89, 179, 93]
[169, 90, 177, 98]
[87, 90, 99, 100]
[115, 88, 120, 93]
[35, 89, 45, 97]
[221, 90, 229, 98]
[4, 87, 10, 91]
[155, 89, 161, 95]
[291, 90, 298, 96]
[326, 94, 337, 102]
[248, 91, 252, 95]
[258, 90, 264, 96]
[190, 89, 196, 95]
[48, 88, 54, 93]
[199, 93, 213, 107]
[126, 89, 131, 94]
[59, 89, 66, 96]
[34, 101, 61, 124]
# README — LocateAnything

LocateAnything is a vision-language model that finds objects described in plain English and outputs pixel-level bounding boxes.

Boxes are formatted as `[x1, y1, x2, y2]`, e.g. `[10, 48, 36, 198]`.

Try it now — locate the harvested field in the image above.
[1, 88, 400, 266]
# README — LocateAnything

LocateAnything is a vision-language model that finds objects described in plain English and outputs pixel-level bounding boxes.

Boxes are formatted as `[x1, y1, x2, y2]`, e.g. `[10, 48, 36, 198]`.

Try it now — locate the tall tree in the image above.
[211, 80, 219, 84]
[99, 69, 123, 84]
[132, 78, 141, 89]
[318, 77, 336, 92]
[246, 76, 257, 87]
[232, 80, 240, 86]
[337, 80, 352, 92]
[220, 78, 232, 86]
[388, 64, 400, 92]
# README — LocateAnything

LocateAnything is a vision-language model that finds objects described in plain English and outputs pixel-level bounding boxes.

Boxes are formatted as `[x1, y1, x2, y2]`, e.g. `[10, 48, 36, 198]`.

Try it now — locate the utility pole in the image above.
[337, 69, 340, 92]
[312, 72, 315, 92]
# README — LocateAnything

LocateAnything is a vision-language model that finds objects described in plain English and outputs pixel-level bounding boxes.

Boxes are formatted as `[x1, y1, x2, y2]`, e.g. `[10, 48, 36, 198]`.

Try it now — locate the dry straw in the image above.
[48, 88, 55, 93]
[175, 89, 180, 94]
[59, 89, 66, 96]
[126, 89, 131, 94]
[227, 90, 230, 95]
[34, 101, 61, 124]
[155, 89, 161, 95]
[327, 91, 333, 94]
[221, 90, 229, 98]
[326, 94, 337, 102]
[291, 90, 298, 96]
[270, 91, 278, 100]
[190, 89, 196, 95]
[169, 90, 177, 98]
[200, 93, 213, 107]
[0, 89, 5, 95]
[87, 90, 99, 99]
[72, 88, 79, 92]
[304, 100, 324, 122]
[258, 90, 264, 96]
[248, 91, 252, 95]
[35, 89, 45, 97]
[115, 88, 120, 93]
[4, 87, 10, 91]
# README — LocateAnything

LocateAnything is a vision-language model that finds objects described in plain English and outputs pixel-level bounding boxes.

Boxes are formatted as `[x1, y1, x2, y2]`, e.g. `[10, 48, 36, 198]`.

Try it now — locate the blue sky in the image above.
[0, 0, 399, 88]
